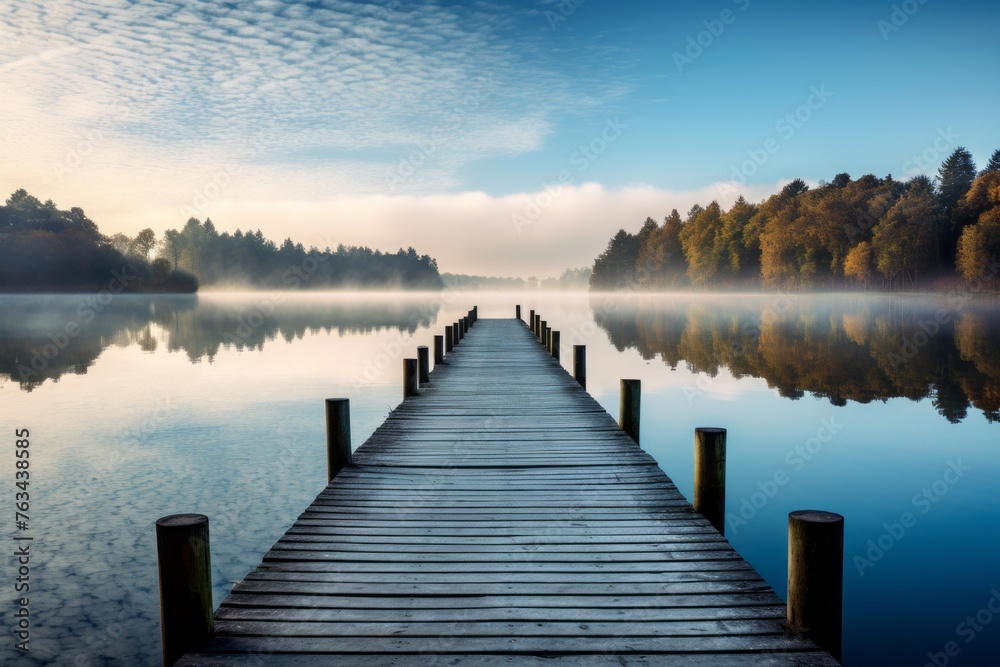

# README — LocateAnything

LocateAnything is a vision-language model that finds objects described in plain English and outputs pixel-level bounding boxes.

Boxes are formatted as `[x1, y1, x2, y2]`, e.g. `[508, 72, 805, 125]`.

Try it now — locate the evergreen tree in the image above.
[590, 229, 640, 290]
[938, 147, 978, 265]
[938, 147, 977, 212]
[984, 149, 1000, 174]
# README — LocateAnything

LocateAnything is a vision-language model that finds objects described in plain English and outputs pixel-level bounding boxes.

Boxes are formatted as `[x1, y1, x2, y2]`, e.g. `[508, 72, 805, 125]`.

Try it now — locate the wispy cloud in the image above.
[1, 0, 621, 205]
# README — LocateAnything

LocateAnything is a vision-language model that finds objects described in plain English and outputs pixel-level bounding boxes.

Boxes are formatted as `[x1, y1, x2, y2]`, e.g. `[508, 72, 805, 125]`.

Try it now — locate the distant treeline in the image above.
[0, 189, 445, 292]
[590, 147, 1000, 291]
[0, 190, 198, 292]
[151, 217, 443, 289]
[443, 267, 591, 290]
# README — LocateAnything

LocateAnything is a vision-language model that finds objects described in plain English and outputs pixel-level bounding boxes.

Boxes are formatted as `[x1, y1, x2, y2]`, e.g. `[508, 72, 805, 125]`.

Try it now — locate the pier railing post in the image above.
[462, 316, 468, 335]
[445, 327, 453, 354]
[540, 320, 547, 346]
[535, 314, 541, 338]
[453, 322, 461, 344]
[788, 510, 844, 663]
[551, 330, 560, 361]
[694, 427, 726, 533]
[574, 345, 587, 389]
[473, 305, 478, 323]
[156, 514, 213, 667]
[434, 335, 444, 365]
[619, 379, 640, 444]
[404, 358, 419, 397]
[325, 398, 352, 481]
[529, 309, 535, 333]
[417, 346, 430, 384]
[516, 305, 521, 321]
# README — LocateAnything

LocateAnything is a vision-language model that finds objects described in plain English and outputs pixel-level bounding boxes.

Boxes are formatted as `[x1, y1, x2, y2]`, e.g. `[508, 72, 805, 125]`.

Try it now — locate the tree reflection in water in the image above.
[591, 295, 1000, 423]
[0, 294, 438, 392]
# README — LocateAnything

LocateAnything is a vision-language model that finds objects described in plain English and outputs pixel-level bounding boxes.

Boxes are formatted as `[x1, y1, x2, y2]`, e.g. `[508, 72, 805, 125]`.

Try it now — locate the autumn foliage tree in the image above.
[588, 146, 999, 292]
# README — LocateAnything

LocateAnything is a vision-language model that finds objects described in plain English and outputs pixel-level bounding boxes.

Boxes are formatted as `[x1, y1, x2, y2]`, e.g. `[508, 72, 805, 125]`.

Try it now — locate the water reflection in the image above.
[591, 295, 1000, 423]
[0, 294, 439, 391]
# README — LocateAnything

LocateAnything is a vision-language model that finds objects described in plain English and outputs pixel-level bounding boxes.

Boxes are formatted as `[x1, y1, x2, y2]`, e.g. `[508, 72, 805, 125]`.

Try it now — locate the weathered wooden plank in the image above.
[215, 603, 786, 623]
[276, 531, 726, 544]
[213, 618, 788, 638]
[244, 571, 764, 586]
[229, 579, 776, 596]
[217, 592, 792, 610]
[256, 560, 751, 574]
[185, 634, 830, 654]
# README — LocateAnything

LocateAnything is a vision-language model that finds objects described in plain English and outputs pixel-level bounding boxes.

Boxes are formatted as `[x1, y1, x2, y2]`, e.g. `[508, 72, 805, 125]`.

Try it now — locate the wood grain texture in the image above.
[177, 318, 838, 666]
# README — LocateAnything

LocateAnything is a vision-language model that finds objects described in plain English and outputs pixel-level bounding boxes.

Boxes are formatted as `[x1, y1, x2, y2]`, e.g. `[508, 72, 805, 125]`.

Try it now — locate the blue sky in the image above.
[2, 0, 998, 276]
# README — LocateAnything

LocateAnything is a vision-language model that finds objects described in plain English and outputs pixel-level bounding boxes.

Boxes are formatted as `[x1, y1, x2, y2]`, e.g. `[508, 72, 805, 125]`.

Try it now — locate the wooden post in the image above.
[535, 314, 541, 338]
[434, 335, 444, 365]
[417, 346, 429, 384]
[472, 305, 478, 323]
[462, 316, 468, 335]
[156, 514, 213, 667]
[529, 309, 535, 332]
[788, 510, 844, 663]
[516, 305, 521, 321]
[619, 379, 640, 444]
[551, 330, 560, 362]
[403, 358, 419, 397]
[574, 345, 587, 389]
[540, 320, 547, 345]
[445, 327, 453, 353]
[454, 322, 461, 343]
[694, 427, 726, 534]
[325, 398, 352, 481]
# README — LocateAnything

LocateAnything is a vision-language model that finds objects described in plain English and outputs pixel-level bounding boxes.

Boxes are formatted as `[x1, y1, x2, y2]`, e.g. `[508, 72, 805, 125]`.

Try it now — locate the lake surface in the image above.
[1, 291, 998, 666]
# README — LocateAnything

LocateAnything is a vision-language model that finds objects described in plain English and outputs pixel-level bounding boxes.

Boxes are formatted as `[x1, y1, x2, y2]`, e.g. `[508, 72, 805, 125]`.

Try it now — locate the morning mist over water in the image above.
[2, 291, 998, 665]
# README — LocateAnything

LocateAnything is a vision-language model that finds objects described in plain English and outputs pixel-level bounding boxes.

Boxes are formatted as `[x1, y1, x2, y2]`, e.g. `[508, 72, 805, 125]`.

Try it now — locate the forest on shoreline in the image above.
[0, 190, 198, 293]
[590, 148, 1000, 292]
[0, 190, 443, 292]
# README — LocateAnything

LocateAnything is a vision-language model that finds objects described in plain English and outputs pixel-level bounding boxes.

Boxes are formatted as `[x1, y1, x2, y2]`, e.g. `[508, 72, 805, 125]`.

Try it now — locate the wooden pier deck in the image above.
[179, 318, 839, 665]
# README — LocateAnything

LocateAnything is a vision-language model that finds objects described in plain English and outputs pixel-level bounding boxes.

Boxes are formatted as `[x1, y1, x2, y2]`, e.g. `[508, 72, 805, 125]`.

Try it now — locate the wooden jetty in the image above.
[174, 316, 840, 665]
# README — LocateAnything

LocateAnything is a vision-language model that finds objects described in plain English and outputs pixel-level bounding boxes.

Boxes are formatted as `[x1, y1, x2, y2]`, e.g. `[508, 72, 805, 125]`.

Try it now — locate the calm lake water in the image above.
[1, 291, 998, 666]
